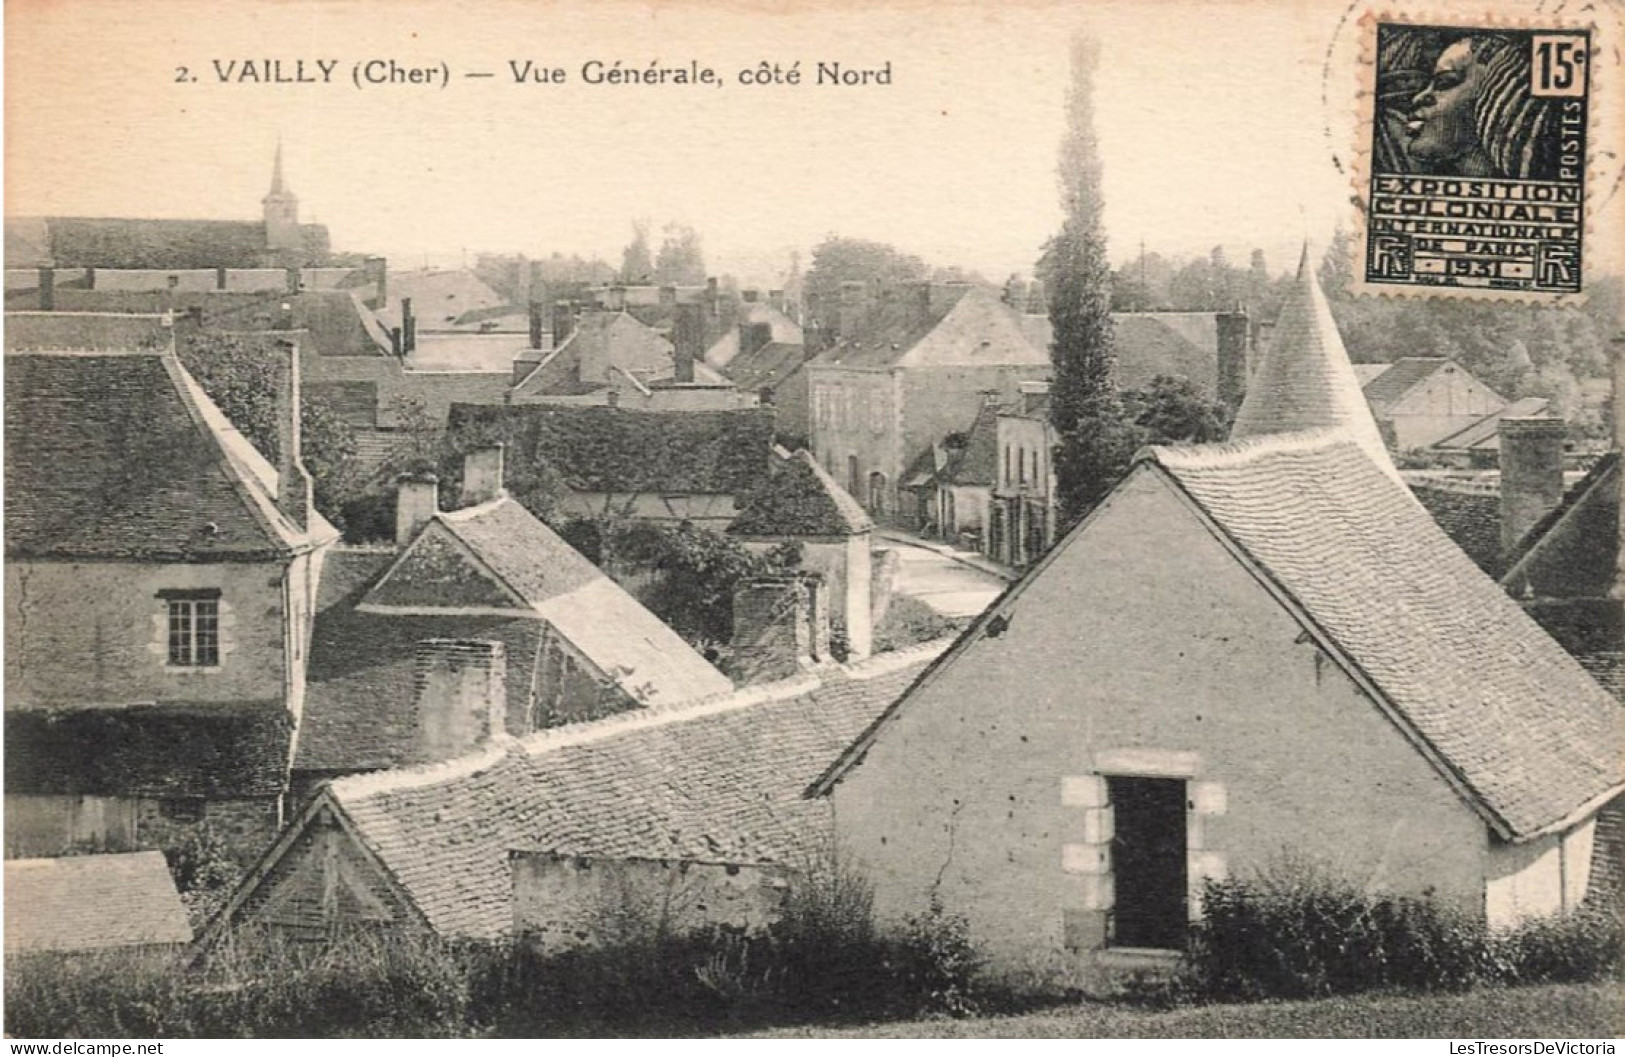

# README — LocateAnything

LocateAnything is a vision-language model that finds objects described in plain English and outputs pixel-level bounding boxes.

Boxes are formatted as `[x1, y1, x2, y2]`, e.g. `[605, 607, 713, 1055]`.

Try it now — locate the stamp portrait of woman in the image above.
[1374, 27, 1560, 180]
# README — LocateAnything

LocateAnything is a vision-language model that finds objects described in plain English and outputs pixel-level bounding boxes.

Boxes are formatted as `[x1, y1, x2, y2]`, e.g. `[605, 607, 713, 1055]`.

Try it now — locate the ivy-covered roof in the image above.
[729, 450, 873, 538]
[444, 403, 775, 496]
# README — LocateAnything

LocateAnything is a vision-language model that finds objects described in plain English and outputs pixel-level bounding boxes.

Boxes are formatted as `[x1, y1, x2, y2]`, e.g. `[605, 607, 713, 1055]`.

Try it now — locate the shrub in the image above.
[1190, 858, 1493, 1000]
[1493, 905, 1625, 985]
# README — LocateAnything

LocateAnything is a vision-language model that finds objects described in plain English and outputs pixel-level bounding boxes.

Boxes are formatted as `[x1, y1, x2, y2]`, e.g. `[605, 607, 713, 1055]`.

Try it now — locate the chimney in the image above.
[658, 285, 677, 308]
[37, 267, 54, 311]
[85, 266, 97, 290]
[527, 259, 544, 302]
[460, 444, 506, 507]
[216, 266, 228, 291]
[1499, 416, 1567, 559]
[1216, 311, 1251, 410]
[551, 301, 578, 348]
[285, 267, 300, 294]
[604, 284, 627, 312]
[838, 280, 871, 344]
[401, 297, 417, 354]
[742, 288, 760, 304]
[409, 640, 507, 764]
[673, 303, 703, 384]
[767, 289, 785, 314]
[729, 576, 828, 683]
[273, 339, 313, 533]
[364, 256, 388, 309]
[396, 472, 440, 546]
[528, 301, 546, 349]
[390, 326, 403, 358]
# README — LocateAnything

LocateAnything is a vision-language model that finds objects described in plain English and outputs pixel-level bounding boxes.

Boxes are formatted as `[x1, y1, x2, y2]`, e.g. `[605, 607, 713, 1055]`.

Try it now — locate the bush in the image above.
[1190, 859, 1493, 1000]
[1493, 905, 1624, 985]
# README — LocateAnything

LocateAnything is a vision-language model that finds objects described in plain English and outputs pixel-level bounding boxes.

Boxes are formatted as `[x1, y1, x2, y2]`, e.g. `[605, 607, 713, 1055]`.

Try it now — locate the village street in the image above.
[879, 530, 1015, 618]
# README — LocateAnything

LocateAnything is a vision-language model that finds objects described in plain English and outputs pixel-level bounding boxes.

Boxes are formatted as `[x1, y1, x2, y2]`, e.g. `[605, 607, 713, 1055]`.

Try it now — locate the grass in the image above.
[749, 983, 1623, 1039]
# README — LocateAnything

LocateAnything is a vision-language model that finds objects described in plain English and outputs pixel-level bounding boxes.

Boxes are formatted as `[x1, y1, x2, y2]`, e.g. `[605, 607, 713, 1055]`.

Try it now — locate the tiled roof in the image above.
[729, 450, 874, 537]
[6, 702, 294, 798]
[444, 403, 776, 495]
[1409, 480, 1503, 575]
[939, 401, 1001, 487]
[326, 643, 947, 940]
[363, 498, 732, 706]
[5, 853, 192, 953]
[1231, 252, 1397, 478]
[4, 335, 329, 561]
[1150, 431, 1624, 839]
[1502, 453, 1620, 600]
[1433, 398, 1551, 451]
[512, 312, 673, 396]
[1110, 313, 1222, 396]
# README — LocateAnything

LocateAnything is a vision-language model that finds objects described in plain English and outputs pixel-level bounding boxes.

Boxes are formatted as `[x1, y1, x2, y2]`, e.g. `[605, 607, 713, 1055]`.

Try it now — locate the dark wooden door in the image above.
[1108, 776, 1188, 950]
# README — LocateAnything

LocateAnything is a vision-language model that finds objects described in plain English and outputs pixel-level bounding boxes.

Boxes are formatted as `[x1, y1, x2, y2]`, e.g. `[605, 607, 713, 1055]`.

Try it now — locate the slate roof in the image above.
[812, 285, 1047, 372]
[5, 853, 192, 953]
[320, 643, 947, 940]
[1409, 480, 1503, 575]
[729, 450, 874, 537]
[1361, 357, 1455, 415]
[6, 701, 294, 798]
[511, 312, 674, 397]
[720, 341, 808, 396]
[1231, 251, 1397, 478]
[1353, 363, 1394, 387]
[4, 326, 335, 561]
[444, 403, 776, 495]
[1433, 397, 1551, 451]
[1502, 453, 1621, 600]
[1150, 432, 1624, 839]
[378, 269, 506, 330]
[705, 302, 805, 368]
[939, 401, 1001, 487]
[1110, 313, 1223, 396]
[361, 497, 732, 706]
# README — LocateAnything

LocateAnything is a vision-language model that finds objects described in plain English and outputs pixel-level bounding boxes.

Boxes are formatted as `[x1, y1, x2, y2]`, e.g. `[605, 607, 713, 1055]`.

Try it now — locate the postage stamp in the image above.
[1356, 17, 1592, 299]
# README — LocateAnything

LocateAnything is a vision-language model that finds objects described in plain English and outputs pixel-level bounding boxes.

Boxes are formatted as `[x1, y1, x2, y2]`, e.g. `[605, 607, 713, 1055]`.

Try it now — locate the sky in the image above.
[6, 0, 1622, 286]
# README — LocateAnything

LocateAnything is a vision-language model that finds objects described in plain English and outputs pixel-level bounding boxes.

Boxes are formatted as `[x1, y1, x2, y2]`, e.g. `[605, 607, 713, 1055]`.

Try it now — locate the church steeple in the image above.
[262, 141, 302, 254]
[1230, 242, 1398, 479]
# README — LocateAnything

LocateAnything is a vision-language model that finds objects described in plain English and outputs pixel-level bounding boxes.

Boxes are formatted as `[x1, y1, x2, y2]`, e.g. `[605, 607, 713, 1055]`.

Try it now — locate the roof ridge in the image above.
[1144, 428, 1352, 469]
[332, 637, 955, 805]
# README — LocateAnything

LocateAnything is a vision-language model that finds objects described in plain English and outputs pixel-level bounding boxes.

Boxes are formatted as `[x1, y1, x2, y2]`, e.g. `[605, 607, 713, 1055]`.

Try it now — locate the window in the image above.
[162, 589, 221, 668]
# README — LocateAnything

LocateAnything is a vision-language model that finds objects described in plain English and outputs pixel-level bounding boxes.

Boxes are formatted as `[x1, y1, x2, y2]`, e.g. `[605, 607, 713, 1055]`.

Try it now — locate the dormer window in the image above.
[160, 589, 221, 668]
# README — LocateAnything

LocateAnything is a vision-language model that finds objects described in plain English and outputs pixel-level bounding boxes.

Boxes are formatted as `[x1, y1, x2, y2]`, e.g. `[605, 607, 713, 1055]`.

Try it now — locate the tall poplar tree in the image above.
[1039, 33, 1132, 527]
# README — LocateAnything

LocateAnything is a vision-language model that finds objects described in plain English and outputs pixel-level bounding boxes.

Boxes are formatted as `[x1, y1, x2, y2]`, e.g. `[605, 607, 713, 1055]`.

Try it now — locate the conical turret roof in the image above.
[1231, 244, 1397, 478]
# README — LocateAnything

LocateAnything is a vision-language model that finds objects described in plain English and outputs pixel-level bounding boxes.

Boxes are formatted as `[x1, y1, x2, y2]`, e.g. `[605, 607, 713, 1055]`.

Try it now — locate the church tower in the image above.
[262, 142, 302, 255]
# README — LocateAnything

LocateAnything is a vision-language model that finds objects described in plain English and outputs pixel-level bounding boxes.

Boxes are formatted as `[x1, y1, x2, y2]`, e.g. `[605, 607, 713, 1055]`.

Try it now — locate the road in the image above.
[879, 531, 1013, 618]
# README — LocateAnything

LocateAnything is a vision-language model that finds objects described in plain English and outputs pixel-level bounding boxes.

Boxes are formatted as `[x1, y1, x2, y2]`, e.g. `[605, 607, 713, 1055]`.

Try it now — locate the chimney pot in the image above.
[274, 338, 313, 533]
[396, 472, 440, 546]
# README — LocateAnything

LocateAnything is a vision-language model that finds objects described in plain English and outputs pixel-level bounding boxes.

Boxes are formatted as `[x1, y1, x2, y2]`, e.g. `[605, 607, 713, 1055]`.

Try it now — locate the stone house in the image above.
[290, 447, 733, 797]
[806, 282, 1052, 525]
[4, 312, 339, 860]
[809, 259, 1624, 989]
[728, 449, 877, 659]
[992, 381, 1059, 568]
[932, 397, 1001, 549]
[1361, 356, 1509, 451]
[204, 640, 945, 945]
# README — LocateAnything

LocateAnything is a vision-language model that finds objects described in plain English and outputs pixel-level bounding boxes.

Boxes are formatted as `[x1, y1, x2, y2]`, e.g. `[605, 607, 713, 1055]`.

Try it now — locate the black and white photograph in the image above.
[2, 0, 1622, 1042]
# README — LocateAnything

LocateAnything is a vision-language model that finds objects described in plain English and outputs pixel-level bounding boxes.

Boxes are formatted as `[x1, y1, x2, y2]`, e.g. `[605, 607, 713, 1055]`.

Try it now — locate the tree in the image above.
[1039, 33, 1122, 527]
[654, 223, 707, 285]
[620, 219, 654, 283]
[802, 236, 929, 350]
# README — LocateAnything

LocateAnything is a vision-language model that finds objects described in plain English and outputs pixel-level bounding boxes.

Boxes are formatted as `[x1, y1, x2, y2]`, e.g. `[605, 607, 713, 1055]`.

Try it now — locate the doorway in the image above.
[1107, 776, 1188, 950]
